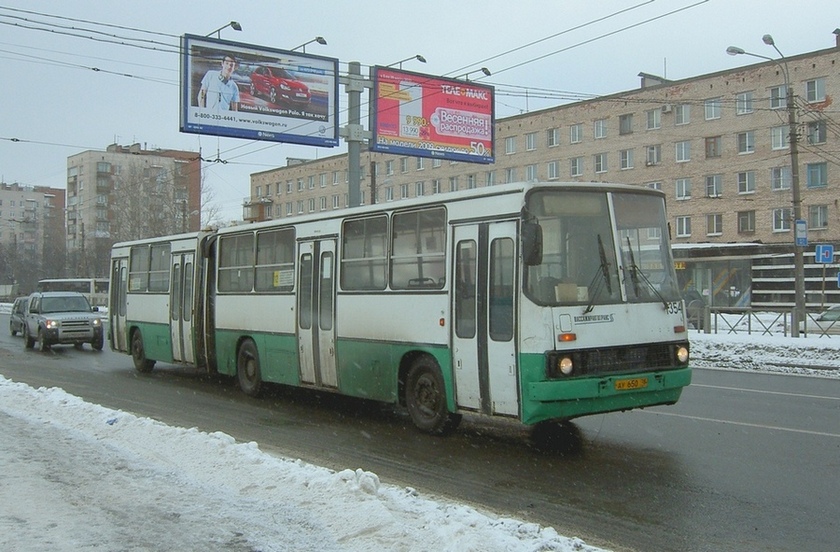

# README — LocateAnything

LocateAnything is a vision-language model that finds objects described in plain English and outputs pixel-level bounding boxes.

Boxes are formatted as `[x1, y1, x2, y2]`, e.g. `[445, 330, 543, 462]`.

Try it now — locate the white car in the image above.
[803, 305, 840, 335]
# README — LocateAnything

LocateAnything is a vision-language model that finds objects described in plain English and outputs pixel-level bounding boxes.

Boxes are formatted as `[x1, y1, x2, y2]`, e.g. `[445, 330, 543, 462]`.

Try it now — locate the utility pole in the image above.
[339, 61, 372, 208]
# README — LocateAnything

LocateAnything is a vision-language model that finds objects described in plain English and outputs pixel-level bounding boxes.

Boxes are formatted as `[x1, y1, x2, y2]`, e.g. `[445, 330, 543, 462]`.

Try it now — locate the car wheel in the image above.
[10, 323, 17, 337]
[131, 329, 155, 372]
[249, 82, 256, 96]
[23, 326, 35, 349]
[269, 87, 277, 104]
[37, 329, 51, 352]
[92, 336, 104, 351]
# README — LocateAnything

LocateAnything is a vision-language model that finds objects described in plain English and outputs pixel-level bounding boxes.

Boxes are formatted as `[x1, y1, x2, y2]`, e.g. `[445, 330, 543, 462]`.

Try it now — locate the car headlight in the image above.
[45, 319, 58, 329]
[93, 318, 101, 327]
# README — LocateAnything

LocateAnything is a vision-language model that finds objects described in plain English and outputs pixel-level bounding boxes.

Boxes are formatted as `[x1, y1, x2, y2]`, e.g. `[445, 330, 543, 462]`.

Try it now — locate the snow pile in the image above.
[0, 376, 605, 552]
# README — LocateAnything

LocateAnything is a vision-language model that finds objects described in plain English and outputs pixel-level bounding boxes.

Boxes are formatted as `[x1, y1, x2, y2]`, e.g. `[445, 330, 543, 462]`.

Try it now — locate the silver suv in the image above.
[23, 291, 104, 351]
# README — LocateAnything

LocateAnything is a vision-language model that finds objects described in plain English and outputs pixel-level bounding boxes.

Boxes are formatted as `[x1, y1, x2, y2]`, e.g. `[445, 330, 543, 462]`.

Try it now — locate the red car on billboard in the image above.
[249, 64, 311, 106]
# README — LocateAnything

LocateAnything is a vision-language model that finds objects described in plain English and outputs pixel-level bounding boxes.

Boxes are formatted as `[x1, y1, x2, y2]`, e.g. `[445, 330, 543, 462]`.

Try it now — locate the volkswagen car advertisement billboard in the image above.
[180, 34, 339, 148]
[371, 67, 494, 164]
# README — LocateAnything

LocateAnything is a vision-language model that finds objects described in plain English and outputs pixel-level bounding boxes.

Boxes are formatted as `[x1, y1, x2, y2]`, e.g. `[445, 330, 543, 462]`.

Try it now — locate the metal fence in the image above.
[688, 307, 840, 338]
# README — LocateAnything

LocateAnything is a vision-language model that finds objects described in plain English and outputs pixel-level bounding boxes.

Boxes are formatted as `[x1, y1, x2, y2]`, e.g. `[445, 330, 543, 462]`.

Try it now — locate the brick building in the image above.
[247, 32, 840, 310]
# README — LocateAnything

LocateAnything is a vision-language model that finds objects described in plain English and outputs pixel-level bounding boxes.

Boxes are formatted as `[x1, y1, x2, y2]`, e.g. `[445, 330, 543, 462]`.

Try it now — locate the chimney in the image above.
[834, 28, 840, 48]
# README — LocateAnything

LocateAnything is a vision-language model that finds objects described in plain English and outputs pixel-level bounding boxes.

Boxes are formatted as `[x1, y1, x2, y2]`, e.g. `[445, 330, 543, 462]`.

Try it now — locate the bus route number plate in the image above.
[614, 377, 648, 391]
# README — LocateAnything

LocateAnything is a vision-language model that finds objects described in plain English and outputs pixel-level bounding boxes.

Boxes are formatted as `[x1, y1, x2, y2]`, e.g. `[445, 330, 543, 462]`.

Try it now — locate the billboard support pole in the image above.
[341, 61, 371, 208]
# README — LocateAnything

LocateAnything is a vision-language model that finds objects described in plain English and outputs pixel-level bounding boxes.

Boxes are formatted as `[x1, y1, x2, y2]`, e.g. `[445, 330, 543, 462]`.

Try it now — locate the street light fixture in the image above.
[728, 36, 806, 336]
[206, 21, 242, 39]
[387, 54, 426, 69]
[461, 67, 492, 81]
[292, 36, 327, 53]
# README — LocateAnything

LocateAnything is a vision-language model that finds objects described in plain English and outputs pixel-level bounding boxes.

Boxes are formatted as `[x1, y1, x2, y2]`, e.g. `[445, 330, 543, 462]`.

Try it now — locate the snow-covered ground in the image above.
[1, 305, 837, 551]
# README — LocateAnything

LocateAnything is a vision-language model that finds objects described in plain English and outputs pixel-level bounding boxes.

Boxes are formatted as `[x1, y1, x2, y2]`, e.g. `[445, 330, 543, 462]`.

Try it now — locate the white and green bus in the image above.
[109, 182, 691, 434]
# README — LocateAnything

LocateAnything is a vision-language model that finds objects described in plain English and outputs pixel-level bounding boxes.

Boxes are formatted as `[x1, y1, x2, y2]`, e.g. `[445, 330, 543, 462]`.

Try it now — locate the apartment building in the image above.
[0, 182, 66, 294]
[247, 32, 840, 310]
[66, 143, 201, 277]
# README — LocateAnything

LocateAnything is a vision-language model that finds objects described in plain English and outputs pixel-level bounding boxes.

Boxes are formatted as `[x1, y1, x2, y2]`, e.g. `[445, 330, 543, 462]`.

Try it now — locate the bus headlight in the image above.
[558, 356, 574, 375]
[676, 345, 689, 364]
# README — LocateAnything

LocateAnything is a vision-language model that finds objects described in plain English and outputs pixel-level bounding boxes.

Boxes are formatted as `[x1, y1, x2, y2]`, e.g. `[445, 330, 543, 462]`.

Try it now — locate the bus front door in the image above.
[452, 222, 519, 416]
[297, 239, 338, 388]
[169, 252, 195, 364]
[110, 257, 128, 352]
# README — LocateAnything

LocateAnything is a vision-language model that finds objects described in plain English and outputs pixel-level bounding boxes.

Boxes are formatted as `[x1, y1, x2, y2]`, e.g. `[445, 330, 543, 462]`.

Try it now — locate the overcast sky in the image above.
[2, 0, 840, 222]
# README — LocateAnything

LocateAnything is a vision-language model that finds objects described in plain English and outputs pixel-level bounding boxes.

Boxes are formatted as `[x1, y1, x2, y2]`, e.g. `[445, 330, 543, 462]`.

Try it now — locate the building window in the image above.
[675, 141, 691, 162]
[809, 205, 829, 229]
[286, 202, 293, 216]
[524, 164, 537, 181]
[619, 114, 633, 135]
[705, 136, 722, 158]
[594, 119, 607, 139]
[646, 144, 661, 165]
[647, 181, 662, 191]
[286, 181, 293, 193]
[332, 195, 340, 209]
[706, 214, 723, 236]
[770, 85, 786, 109]
[255, 185, 262, 198]
[570, 123, 583, 143]
[619, 149, 634, 170]
[308, 176, 315, 189]
[675, 103, 690, 125]
[319, 196, 327, 210]
[806, 78, 826, 103]
[333, 171, 341, 185]
[297, 178, 304, 191]
[432, 159, 442, 168]
[807, 121, 827, 145]
[505, 168, 516, 183]
[467, 174, 477, 189]
[432, 179, 441, 194]
[570, 157, 583, 177]
[449, 176, 459, 191]
[736, 91, 754, 115]
[705, 174, 722, 198]
[676, 178, 691, 200]
[485, 171, 496, 186]
[676, 216, 691, 237]
[547, 160, 559, 180]
[505, 136, 516, 154]
[308, 198, 315, 212]
[770, 166, 791, 191]
[771, 126, 788, 150]
[594, 153, 607, 173]
[319, 173, 327, 188]
[297, 200, 304, 214]
[400, 183, 409, 199]
[400, 158, 409, 173]
[646, 108, 661, 130]
[547, 128, 560, 147]
[807, 162, 828, 188]
[738, 171, 755, 194]
[738, 211, 755, 233]
[737, 131, 755, 154]
[416, 181, 425, 196]
[416, 157, 425, 170]
[773, 208, 792, 232]
[386, 160, 394, 175]
[704, 97, 721, 120]
[525, 132, 537, 151]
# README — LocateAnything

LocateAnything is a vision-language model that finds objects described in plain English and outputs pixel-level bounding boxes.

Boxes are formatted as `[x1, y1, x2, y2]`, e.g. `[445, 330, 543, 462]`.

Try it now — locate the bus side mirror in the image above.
[522, 222, 543, 266]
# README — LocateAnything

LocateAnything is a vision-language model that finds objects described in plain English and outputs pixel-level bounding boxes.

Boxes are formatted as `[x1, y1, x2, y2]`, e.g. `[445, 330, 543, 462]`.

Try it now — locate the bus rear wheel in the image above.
[237, 339, 262, 397]
[131, 330, 155, 373]
[405, 356, 462, 435]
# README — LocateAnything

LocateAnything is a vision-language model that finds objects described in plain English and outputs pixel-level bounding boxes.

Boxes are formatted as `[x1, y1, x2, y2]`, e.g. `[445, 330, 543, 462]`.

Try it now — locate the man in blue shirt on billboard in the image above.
[197, 53, 240, 111]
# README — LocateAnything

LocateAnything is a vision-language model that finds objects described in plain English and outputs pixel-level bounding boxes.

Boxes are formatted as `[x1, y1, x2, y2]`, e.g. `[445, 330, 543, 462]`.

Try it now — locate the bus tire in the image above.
[237, 339, 262, 397]
[405, 356, 462, 435]
[131, 330, 155, 373]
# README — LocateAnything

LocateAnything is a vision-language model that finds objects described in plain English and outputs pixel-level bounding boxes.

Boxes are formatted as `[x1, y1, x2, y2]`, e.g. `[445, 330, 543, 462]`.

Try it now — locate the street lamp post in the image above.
[461, 67, 492, 81]
[292, 36, 327, 53]
[387, 54, 426, 69]
[206, 21, 242, 39]
[727, 36, 806, 336]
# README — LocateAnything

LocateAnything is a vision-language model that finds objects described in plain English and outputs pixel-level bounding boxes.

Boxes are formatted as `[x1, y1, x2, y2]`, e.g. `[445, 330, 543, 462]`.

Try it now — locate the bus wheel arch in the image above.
[130, 328, 156, 373]
[236, 337, 262, 397]
[403, 353, 462, 435]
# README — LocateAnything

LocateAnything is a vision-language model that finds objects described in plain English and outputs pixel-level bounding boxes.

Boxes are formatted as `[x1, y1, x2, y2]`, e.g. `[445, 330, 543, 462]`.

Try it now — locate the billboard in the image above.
[180, 34, 339, 148]
[371, 67, 494, 164]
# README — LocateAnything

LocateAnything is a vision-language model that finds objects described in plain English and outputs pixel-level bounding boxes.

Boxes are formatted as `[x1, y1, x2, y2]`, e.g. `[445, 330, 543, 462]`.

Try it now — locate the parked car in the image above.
[22, 291, 104, 351]
[9, 296, 28, 336]
[802, 304, 840, 335]
[249, 64, 311, 106]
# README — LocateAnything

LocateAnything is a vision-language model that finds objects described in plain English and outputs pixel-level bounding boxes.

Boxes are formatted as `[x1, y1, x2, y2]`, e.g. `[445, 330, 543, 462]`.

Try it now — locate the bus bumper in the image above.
[521, 366, 692, 425]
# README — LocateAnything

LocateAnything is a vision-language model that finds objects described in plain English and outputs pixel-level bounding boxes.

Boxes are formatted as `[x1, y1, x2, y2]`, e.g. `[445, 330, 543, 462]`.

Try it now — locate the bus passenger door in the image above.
[452, 222, 519, 416]
[169, 252, 195, 364]
[110, 257, 128, 352]
[297, 239, 338, 388]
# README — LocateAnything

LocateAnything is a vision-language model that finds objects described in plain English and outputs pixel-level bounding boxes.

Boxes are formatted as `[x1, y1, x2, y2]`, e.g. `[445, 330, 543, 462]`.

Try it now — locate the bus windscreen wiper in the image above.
[625, 236, 668, 309]
[583, 235, 612, 314]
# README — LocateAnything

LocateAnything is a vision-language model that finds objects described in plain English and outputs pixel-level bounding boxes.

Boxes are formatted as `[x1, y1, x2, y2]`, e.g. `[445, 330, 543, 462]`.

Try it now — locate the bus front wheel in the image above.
[131, 330, 155, 373]
[405, 356, 462, 435]
[237, 339, 262, 397]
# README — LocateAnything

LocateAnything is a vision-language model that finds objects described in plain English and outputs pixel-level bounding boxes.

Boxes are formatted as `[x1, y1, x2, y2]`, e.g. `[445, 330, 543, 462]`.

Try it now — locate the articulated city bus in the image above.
[109, 182, 691, 434]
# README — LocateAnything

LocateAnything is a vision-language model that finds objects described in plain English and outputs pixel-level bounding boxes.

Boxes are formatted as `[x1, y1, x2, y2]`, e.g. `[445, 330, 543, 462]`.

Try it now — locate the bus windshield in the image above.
[524, 190, 680, 306]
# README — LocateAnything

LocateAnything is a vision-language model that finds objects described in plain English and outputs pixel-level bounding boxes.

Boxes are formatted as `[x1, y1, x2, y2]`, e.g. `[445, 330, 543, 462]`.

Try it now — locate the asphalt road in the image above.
[1, 319, 838, 552]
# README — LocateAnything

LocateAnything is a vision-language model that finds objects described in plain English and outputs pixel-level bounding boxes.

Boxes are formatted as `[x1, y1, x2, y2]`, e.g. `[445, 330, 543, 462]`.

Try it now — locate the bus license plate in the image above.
[614, 377, 648, 391]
